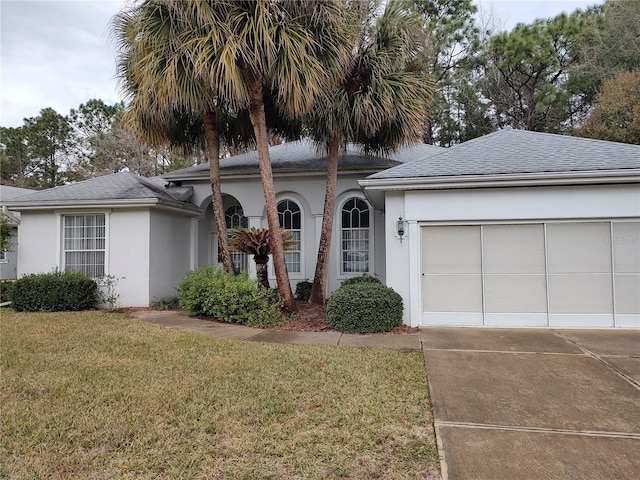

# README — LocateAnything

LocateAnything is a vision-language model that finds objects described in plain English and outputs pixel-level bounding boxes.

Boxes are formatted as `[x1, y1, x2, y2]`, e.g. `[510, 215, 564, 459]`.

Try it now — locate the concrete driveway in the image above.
[422, 328, 640, 480]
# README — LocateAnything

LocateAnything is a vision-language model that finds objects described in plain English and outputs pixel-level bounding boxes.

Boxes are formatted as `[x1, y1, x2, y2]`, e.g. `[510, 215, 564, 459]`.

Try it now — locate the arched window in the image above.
[222, 205, 248, 271]
[341, 198, 370, 274]
[277, 199, 301, 273]
[225, 205, 248, 230]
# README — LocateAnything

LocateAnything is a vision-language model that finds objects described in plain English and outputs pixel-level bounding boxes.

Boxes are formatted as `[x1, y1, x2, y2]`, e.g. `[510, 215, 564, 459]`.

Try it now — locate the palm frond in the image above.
[229, 228, 295, 257]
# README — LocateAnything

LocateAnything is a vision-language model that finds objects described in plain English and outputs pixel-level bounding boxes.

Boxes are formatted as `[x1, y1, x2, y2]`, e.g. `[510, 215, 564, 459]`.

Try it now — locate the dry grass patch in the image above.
[1, 310, 438, 479]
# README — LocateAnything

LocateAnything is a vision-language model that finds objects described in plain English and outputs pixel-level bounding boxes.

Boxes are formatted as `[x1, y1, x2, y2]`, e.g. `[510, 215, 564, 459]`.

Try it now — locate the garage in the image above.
[421, 221, 640, 328]
[360, 129, 640, 329]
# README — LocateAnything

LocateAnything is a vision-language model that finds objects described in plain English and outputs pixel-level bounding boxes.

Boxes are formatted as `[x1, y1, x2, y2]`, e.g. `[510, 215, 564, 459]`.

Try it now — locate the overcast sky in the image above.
[1, 0, 602, 128]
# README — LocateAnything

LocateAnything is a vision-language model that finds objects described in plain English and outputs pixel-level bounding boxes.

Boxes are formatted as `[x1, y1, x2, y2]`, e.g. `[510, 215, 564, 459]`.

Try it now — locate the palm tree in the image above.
[229, 228, 295, 290]
[308, 0, 434, 304]
[112, 0, 238, 274]
[184, 0, 356, 312]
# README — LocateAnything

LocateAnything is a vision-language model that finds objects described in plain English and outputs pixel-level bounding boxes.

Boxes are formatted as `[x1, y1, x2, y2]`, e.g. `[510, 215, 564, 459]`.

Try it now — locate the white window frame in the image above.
[58, 211, 110, 278]
[276, 197, 304, 278]
[222, 204, 248, 272]
[339, 196, 373, 277]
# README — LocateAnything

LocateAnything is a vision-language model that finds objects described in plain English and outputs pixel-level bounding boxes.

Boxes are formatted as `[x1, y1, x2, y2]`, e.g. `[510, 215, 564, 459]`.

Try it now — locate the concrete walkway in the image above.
[128, 309, 422, 349]
[129, 311, 640, 479]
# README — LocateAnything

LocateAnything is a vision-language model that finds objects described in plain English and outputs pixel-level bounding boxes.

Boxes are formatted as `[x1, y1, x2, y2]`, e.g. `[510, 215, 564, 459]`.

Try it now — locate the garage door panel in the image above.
[423, 275, 482, 313]
[422, 226, 480, 274]
[547, 223, 612, 274]
[548, 274, 613, 314]
[484, 274, 547, 313]
[420, 221, 629, 328]
[615, 275, 640, 315]
[483, 224, 545, 274]
[613, 222, 640, 274]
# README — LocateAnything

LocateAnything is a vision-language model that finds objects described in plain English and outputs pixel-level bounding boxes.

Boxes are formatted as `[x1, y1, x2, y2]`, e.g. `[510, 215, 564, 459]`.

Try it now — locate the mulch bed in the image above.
[276, 301, 420, 334]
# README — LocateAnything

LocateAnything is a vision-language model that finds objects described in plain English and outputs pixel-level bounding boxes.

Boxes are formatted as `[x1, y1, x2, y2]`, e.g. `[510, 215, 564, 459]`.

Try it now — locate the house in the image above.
[6, 139, 440, 307]
[0, 185, 36, 280]
[360, 129, 640, 329]
[6, 131, 640, 328]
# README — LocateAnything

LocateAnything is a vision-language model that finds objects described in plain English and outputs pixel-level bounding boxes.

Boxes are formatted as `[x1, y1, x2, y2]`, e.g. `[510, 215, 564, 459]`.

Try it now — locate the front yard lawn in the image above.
[1, 310, 438, 479]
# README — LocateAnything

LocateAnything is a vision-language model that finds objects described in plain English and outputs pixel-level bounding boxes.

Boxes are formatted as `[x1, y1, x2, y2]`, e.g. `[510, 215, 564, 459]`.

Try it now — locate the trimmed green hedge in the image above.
[340, 274, 381, 288]
[326, 282, 403, 334]
[177, 266, 288, 328]
[13, 271, 100, 312]
[0, 280, 16, 304]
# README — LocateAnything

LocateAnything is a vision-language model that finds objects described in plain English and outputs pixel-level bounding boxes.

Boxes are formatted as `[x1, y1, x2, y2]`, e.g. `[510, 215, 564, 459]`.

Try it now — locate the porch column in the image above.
[189, 216, 199, 270]
[246, 216, 263, 279]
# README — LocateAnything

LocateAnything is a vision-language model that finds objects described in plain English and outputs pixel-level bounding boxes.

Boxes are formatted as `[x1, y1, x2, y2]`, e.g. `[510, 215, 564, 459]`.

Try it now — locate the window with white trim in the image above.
[63, 214, 105, 277]
[277, 199, 301, 273]
[341, 198, 370, 274]
[222, 205, 248, 272]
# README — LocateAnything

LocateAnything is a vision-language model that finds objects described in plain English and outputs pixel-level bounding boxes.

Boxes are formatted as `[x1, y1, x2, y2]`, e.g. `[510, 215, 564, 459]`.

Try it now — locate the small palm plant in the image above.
[229, 228, 295, 290]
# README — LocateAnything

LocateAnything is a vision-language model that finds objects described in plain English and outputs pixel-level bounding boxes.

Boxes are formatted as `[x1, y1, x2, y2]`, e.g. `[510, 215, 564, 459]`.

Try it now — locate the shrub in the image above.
[326, 282, 403, 334]
[13, 271, 100, 312]
[0, 280, 16, 304]
[177, 266, 288, 327]
[295, 280, 313, 301]
[340, 274, 381, 288]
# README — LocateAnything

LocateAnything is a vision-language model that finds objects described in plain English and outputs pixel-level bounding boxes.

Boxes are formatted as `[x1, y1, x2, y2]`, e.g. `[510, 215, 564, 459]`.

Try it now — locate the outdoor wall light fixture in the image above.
[396, 217, 407, 243]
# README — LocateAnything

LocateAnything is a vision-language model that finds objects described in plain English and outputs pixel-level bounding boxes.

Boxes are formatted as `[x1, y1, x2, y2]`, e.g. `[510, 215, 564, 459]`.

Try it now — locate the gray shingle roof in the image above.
[0, 185, 36, 202]
[4, 172, 193, 206]
[368, 130, 640, 180]
[164, 138, 443, 179]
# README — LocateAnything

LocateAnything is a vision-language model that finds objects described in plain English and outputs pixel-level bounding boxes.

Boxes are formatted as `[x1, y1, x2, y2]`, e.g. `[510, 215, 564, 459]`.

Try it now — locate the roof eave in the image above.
[164, 167, 391, 182]
[360, 169, 640, 211]
[5, 198, 201, 215]
[360, 169, 640, 190]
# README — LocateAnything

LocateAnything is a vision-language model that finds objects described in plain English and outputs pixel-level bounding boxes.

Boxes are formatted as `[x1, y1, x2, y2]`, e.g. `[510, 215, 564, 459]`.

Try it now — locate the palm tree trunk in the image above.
[203, 110, 235, 274]
[244, 71, 297, 313]
[254, 255, 270, 289]
[309, 132, 340, 304]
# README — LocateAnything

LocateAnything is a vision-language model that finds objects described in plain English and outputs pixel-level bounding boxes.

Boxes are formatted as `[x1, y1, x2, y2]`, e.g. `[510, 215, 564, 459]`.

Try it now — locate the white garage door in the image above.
[421, 221, 640, 328]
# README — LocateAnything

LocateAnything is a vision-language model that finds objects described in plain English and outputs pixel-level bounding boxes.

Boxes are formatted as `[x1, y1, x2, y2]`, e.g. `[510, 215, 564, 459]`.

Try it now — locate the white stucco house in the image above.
[5, 130, 640, 329]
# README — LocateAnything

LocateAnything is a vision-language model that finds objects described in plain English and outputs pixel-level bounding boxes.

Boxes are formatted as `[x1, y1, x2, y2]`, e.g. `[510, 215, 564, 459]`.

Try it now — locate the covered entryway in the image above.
[421, 221, 640, 328]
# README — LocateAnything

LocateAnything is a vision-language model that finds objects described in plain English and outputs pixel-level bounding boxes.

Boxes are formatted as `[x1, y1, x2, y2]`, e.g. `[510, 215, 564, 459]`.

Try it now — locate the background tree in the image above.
[69, 99, 122, 153]
[481, 12, 585, 133]
[576, 68, 640, 145]
[410, 0, 488, 144]
[571, 0, 640, 109]
[0, 126, 31, 187]
[2, 109, 73, 189]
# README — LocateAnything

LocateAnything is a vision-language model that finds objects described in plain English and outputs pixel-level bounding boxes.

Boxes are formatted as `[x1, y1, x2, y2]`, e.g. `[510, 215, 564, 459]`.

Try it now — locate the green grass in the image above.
[1, 310, 438, 479]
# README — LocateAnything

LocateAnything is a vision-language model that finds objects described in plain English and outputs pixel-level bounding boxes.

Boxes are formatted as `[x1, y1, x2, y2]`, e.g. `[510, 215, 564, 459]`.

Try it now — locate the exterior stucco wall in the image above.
[187, 173, 384, 295]
[385, 183, 640, 327]
[16, 208, 152, 307]
[108, 209, 151, 307]
[17, 211, 58, 277]
[149, 209, 193, 303]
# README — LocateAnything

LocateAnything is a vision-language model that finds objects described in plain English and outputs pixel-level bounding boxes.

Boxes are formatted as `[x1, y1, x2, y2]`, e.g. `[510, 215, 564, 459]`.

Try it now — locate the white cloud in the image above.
[1, 0, 126, 127]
